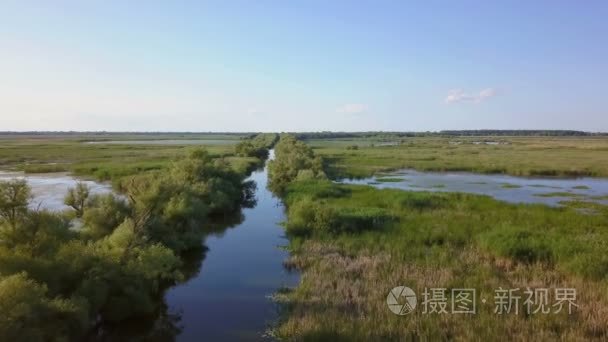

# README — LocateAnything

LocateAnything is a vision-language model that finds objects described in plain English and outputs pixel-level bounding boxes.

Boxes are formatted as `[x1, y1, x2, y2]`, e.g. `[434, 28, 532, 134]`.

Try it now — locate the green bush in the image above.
[285, 197, 336, 236]
[0, 272, 88, 341]
[332, 207, 394, 233]
[286, 197, 393, 235]
[82, 194, 130, 239]
[0, 146, 257, 339]
[268, 135, 327, 194]
[397, 193, 447, 210]
[286, 180, 351, 201]
[234, 133, 278, 158]
[479, 227, 554, 264]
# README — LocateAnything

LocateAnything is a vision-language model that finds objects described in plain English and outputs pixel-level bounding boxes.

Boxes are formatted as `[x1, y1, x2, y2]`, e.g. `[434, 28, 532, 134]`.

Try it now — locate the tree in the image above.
[0, 179, 31, 229]
[0, 272, 88, 341]
[64, 182, 90, 218]
[268, 135, 327, 194]
[82, 194, 130, 239]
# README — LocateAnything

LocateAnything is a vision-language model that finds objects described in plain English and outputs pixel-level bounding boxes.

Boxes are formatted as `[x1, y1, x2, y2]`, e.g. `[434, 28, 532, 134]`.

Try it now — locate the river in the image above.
[164, 150, 298, 341]
[1, 152, 298, 341]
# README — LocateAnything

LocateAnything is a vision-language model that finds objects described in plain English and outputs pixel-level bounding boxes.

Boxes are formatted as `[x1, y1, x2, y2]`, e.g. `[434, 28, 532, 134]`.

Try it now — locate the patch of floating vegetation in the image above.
[534, 192, 583, 198]
[501, 183, 523, 189]
[375, 170, 400, 176]
[572, 185, 590, 190]
[375, 177, 406, 182]
[367, 181, 381, 185]
[468, 181, 487, 185]
[590, 195, 608, 200]
[528, 184, 562, 189]
[559, 200, 607, 215]
[572, 207, 600, 215]
[429, 184, 445, 188]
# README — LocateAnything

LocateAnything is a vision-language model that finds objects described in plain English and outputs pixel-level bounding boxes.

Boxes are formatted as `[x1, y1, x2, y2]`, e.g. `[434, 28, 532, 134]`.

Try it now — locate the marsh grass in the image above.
[276, 180, 608, 340]
[528, 184, 562, 189]
[375, 177, 405, 182]
[0, 135, 259, 182]
[309, 136, 608, 179]
[534, 192, 584, 198]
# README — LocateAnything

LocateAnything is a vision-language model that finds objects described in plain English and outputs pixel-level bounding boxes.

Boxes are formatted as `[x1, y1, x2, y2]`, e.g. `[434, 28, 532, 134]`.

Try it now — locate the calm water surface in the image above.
[341, 169, 608, 206]
[2, 153, 298, 341]
[165, 150, 298, 341]
[0, 171, 113, 211]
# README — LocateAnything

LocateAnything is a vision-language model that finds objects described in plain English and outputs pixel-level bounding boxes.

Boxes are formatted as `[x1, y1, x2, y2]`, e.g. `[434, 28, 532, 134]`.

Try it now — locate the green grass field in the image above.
[276, 182, 608, 341]
[306, 136, 608, 178]
[3, 133, 608, 340]
[271, 135, 608, 341]
[0, 133, 258, 182]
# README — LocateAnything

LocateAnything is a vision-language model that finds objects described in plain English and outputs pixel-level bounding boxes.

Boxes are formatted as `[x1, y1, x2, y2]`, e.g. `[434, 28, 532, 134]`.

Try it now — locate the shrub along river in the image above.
[4, 155, 608, 340]
[1, 152, 298, 341]
[163, 151, 298, 341]
[94, 150, 299, 341]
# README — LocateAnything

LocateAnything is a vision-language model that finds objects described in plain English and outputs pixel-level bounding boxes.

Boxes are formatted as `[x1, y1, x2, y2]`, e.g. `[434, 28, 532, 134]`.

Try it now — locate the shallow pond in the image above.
[0, 171, 113, 211]
[340, 169, 608, 206]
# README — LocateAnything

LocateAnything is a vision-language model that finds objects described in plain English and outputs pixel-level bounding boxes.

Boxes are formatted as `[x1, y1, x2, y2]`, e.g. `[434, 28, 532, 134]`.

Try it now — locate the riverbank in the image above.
[270, 135, 608, 341]
[165, 150, 298, 341]
[0, 134, 280, 341]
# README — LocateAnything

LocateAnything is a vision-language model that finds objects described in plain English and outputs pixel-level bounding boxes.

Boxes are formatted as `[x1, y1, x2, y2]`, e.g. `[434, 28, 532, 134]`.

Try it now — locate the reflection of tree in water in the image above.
[86, 301, 182, 342]
[87, 196, 251, 341]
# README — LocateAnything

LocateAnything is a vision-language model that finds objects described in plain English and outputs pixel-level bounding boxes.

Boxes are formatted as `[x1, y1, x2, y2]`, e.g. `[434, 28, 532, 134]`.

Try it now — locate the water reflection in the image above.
[165, 160, 298, 341]
[89, 152, 298, 341]
[340, 169, 608, 206]
[88, 212, 248, 341]
[0, 171, 113, 211]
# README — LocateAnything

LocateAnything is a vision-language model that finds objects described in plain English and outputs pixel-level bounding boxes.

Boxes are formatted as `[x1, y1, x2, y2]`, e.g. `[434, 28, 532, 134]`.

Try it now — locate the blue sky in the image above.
[1, 1, 607, 132]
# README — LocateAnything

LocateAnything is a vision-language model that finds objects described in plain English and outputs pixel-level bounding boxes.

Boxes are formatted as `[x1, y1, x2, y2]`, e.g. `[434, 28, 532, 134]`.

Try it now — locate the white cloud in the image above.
[445, 88, 497, 104]
[336, 103, 368, 114]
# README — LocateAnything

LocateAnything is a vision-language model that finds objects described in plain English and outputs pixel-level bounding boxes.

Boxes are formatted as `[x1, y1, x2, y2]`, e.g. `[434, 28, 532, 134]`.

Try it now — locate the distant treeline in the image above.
[234, 133, 279, 158]
[0, 131, 254, 135]
[439, 130, 606, 136]
[1, 130, 606, 139]
[293, 130, 607, 139]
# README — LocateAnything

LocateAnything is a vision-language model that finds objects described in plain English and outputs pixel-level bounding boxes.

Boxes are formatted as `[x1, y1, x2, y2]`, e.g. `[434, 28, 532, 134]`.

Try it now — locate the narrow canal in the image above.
[165, 150, 298, 341]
